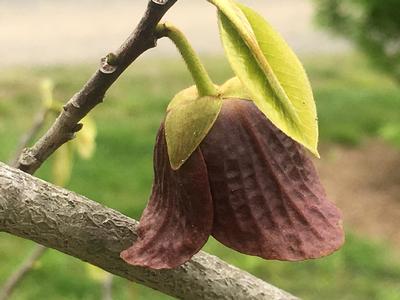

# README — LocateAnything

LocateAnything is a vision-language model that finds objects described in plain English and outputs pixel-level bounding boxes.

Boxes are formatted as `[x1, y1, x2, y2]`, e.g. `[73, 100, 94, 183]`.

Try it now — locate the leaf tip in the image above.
[312, 148, 321, 159]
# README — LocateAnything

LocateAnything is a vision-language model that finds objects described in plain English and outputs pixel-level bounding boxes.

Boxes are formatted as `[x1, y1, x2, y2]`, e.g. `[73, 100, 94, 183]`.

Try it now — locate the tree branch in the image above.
[15, 0, 177, 175]
[0, 162, 298, 300]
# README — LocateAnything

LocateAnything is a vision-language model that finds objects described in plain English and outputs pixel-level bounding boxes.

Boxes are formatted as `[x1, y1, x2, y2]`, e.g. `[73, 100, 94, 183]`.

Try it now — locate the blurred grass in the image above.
[0, 54, 400, 300]
[308, 55, 400, 146]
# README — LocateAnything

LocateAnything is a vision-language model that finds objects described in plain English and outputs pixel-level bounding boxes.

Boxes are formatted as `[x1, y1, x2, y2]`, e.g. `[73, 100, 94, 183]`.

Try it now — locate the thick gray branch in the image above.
[0, 162, 298, 300]
[16, 0, 177, 175]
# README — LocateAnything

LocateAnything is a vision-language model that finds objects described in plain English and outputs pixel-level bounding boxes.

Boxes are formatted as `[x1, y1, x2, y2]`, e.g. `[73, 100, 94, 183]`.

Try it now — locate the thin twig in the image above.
[15, 0, 178, 175]
[0, 246, 47, 300]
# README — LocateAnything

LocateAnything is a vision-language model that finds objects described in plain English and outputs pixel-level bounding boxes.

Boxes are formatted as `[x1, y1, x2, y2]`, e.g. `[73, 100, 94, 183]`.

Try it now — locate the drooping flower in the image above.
[121, 98, 344, 269]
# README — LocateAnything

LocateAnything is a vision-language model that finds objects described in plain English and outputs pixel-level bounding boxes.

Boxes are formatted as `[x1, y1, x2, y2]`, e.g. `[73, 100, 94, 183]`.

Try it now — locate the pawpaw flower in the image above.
[121, 0, 345, 269]
[121, 85, 344, 269]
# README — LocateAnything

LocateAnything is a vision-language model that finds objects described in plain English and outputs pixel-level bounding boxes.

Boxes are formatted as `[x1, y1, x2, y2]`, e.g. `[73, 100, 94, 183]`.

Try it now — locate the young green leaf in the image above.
[210, 0, 319, 156]
[74, 116, 97, 160]
[52, 144, 73, 187]
[165, 87, 222, 170]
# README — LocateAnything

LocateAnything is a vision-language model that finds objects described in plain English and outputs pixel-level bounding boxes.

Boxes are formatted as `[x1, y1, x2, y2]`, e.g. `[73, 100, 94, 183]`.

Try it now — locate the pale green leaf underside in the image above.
[165, 87, 223, 170]
[214, 0, 319, 156]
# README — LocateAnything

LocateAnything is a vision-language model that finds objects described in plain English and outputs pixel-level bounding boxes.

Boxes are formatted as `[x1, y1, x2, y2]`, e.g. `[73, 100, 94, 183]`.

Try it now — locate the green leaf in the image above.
[165, 86, 222, 170]
[211, 0, 319, 156]
[52, 143, 73, 187]
[74, 116, 97, 160]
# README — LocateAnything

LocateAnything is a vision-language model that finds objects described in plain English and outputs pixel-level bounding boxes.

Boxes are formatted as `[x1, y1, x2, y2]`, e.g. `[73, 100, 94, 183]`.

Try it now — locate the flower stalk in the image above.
[156, 22, 218, 97]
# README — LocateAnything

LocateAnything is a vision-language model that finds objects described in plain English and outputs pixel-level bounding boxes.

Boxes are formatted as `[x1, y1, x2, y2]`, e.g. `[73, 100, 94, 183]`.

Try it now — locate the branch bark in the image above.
[15, 0, 177, 175]
[0, 162, 298, 300]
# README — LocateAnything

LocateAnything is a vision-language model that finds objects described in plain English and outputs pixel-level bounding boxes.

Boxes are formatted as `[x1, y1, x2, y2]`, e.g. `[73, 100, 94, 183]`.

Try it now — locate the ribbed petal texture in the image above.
[121, 125, 213, 269]
[200, 99, 344, 261]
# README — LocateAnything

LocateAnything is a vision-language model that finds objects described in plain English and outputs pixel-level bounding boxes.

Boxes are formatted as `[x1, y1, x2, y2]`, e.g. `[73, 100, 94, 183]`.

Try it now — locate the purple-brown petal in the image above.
[121, 125, 213, 269]
[200, 99, 344, 261]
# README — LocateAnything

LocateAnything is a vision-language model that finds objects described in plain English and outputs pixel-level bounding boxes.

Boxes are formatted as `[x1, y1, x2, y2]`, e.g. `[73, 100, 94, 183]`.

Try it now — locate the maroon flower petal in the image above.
[121, 125, 213, 269]
[200, 99, 344, 261]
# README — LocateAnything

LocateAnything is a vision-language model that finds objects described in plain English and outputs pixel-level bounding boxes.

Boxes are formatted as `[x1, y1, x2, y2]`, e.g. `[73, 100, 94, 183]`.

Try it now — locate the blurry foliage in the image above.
[85, 264, 109, 283]
[314, 0, 400, 147]
[1, 57, 400, 299]
[52, 144, 73, 187]
[39, 78, 97, 186]
[380, 123, 400, 148]
[314, 0, 400, 83]
[51, 117, 97, 186]
[74, 117, 97, 160]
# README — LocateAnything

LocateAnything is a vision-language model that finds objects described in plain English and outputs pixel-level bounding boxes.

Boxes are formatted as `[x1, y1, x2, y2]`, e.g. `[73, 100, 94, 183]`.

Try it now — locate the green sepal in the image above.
[210, 0, 319, 157]
[219, 77, 252, 100]
[165, 86, 223, 170]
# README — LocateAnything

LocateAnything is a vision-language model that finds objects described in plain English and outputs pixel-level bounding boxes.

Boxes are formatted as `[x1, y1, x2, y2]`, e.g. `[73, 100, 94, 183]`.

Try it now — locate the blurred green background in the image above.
[1, 1, 400, 300]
